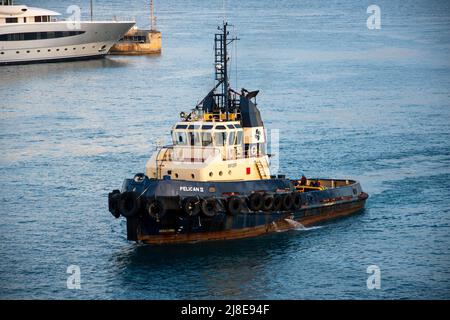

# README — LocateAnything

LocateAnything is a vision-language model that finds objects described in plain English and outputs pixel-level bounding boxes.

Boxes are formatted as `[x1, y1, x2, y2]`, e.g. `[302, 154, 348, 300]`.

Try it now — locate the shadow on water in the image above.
[0, 57, 129, 85]
[108, 234, 302, 298]
[106, 212, 367, 298]
[112, 210, 368, 271]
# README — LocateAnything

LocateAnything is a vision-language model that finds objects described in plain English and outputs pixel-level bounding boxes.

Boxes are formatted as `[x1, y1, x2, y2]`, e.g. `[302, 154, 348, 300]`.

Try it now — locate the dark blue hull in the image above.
[109, 175, 368, 244]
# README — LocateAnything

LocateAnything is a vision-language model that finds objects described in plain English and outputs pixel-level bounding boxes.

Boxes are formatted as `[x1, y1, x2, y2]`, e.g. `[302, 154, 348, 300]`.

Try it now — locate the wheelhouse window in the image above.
[173, 131, 187, 145]
[214, 131, 227, 146]
[201, 132, 213, 146]
[236, 131, 243, 145]
[188, 131, 201, 146]
[5, 18, 18, 23]
[228, 131, 236, 145]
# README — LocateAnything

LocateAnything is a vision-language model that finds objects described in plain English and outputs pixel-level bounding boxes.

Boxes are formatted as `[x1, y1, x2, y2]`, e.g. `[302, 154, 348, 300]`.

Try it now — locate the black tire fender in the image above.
[183, 197, 201, 217]
[119, 191, 141, 218]
[146, 198, 167, 220]
[272, 194, 283, 212]
[292, 192, 302, 210]
[282, 193, 294, 211]
[108, 189, 121, 218]
[227, 196, 243, 216]
[247, 193, 264, 212]
[201, 198, 218, 217]
[262, 194, 274, 211]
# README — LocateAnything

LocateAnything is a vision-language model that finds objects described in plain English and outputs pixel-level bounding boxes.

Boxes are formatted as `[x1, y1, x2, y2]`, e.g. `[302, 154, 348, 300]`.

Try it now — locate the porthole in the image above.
[47, 49, 51, 52]
[82, 46, 85, 49]
[0, 52, 4, 55]
[175, 173, 179, 178]
[228, 170, 232, 175]
[16, 51, 19, 54]
[73, 48, 76, 50]
[64, 48, 68, 51]
[56, 48, 59, 51]
[37, 49, 40, 52]
[209, 172, 213, 177]
[219, 171, 223, 176]
[26, 50, 30, 53]
[191, 174, 195, 179]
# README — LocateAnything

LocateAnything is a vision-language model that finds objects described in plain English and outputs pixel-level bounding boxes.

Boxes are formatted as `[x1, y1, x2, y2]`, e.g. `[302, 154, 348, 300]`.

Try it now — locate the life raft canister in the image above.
[183, 197, 201, 217]
[247, 193, 264, 212]
[227, 196, 243, 216]
[119, 191, 141, 218]
[201, 198, 218, 217]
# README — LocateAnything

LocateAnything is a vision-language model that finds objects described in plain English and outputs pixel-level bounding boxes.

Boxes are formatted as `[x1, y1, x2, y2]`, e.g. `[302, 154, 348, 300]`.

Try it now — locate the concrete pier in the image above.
[109, 28, 162, 55]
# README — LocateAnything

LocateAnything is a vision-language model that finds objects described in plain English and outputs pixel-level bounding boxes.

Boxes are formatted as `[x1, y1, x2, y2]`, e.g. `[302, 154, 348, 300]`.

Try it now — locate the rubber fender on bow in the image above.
[119, 191, 141, 218]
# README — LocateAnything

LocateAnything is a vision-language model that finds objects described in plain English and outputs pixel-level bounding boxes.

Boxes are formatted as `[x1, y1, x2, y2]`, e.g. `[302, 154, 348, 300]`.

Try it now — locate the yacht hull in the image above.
[0, 21, 134, 65]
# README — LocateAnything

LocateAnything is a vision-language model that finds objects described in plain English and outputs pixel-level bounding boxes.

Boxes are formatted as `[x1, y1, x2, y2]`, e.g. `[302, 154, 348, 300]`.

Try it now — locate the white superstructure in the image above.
[0, 1, 135, 65]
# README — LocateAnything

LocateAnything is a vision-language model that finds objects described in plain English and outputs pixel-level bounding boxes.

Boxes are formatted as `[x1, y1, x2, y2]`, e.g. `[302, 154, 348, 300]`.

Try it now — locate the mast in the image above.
[90, 0, 93, 21]
[223, 22, 229, 120]
[150, 0, 156, 31]
[214, 21, 237, 121]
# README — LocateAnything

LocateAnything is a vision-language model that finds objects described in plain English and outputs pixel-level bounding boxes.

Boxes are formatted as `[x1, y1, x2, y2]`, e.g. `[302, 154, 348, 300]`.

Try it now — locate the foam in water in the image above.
[284, 219, 322, 231]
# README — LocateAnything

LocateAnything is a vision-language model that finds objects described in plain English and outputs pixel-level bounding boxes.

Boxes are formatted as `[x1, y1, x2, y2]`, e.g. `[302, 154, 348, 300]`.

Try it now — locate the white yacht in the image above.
[0, 0, 135, 65]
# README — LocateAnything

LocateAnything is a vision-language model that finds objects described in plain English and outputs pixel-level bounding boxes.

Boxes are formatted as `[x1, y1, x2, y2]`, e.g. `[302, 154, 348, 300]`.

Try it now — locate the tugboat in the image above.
[108, 21, 368, 244]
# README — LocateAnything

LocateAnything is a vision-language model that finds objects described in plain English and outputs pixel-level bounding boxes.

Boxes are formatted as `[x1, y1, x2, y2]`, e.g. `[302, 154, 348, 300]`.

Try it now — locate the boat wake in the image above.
[284, 219, 322, 231]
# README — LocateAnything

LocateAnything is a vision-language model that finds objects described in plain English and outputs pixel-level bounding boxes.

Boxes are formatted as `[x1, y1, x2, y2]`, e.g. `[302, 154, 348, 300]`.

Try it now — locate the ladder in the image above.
[156, 148, 169, 179]
[255, 159, 270, 179]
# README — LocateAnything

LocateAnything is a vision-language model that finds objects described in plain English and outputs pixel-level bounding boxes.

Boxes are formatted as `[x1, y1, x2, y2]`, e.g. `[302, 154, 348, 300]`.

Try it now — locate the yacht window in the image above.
[227, 125, 235, 129]
[23, 18, 27, 23]
[201, 125, 213, 130]
[235, 124, 242, 128]
[34, 16, 42, 22]
[214, 132, 227, 146]
[236, 131, 243, 145]
[175, 124, 187, 129]
[0, 31, 86, 41]
[188, 131, 201, 146]
[5, 18, 18, 23]
[188, 125, 200, 130]
[201, 132, 213, 146]
[216, 125, 226, 130]
[228, 131, 236, 145]
[173, 131, 187, 145]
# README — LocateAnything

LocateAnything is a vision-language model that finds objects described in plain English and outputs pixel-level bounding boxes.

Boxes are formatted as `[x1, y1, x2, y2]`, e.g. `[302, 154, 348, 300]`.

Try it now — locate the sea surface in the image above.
[1, 0, 449, 299]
